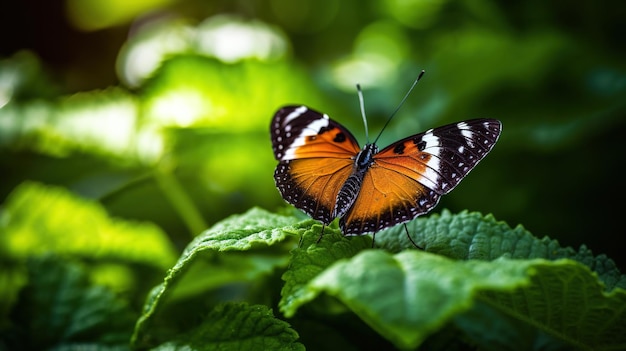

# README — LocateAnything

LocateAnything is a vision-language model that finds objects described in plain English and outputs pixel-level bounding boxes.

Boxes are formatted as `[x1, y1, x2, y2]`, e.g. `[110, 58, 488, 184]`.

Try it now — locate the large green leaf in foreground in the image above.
[130, 207, 626, 350]
[279, 213, 626, 350]
[283, 249, 626, 350]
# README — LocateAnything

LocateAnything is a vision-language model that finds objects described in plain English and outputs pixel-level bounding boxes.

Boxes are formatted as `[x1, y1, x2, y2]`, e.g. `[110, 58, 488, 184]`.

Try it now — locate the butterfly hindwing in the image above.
[340, 118, 501, 235]
[271, 105, 361, 224]
[339, 164, 441, 235]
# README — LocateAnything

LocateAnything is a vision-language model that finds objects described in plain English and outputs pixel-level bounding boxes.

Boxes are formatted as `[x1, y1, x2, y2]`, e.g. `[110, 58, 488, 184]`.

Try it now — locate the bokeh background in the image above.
[1, 0, 625, 272]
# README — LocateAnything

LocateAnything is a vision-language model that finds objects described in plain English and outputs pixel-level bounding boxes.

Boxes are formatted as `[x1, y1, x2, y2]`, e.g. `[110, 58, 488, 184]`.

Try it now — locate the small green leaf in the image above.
[0, 181, 178, 271]
[141, 56, 328, 133]
[0, 87, 153, 162]
[378, 210, 626, 290]
[4, 256, 136, 350]
[132, 208, 309, 349]
[152, 303, 304, 351]
[186, 207, 309, 252]
[284, 249, 626, 350]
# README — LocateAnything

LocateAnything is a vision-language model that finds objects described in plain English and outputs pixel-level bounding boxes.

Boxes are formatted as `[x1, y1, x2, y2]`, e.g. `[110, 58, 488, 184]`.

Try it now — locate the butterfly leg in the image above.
[371, 232, 376, 248]
[404, 223, 423, 250]
[315, 224, 326, 244]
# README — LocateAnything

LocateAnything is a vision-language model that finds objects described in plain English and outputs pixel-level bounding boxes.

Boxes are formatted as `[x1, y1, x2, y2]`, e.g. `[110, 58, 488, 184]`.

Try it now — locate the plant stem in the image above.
[154, 168, 207, 238]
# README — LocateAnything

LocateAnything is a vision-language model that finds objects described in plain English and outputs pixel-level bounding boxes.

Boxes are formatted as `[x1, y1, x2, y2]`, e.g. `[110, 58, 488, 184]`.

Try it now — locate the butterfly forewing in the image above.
[340, 118, 501, 234]
[271, 105, 360, 161]
[271, 105, 361, 224]
[376, 118, 501, 194]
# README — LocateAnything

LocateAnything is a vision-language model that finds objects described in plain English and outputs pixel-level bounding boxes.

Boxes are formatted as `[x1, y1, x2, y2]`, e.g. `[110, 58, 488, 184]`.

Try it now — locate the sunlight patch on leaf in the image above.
[0, 181, 178, 270]
[141, 56, 325, 132]
[57, 89, 139, 155]
[116, 18, 194, 88]
[0, 87, 164, 164]
[118, 15, 289, 87]
[196, 15, 288, 63]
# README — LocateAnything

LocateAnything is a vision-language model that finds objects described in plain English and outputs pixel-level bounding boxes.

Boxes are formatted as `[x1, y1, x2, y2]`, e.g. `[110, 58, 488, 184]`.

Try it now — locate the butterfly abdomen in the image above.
[333, 144, 378, 219]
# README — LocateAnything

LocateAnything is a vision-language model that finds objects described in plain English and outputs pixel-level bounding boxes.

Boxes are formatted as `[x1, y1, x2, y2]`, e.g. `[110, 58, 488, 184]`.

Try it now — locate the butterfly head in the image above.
[355, 143, 378, 172]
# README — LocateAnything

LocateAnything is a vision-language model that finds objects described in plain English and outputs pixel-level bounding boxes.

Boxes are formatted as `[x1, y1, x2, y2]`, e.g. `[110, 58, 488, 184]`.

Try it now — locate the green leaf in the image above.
[456, 261, 626, 351]
[377, 210, 626, 290]
[141, 56, 328, 133]
[0, 87, 157, 163]
[3, 256, 136, 350]
[279, 225, 371, 316]
[152, 302, 304, 351]
[0, 181, 178, 271]
[0, 51, 59, 102]
[131, 208, 309, 349]
[283, 249, 626, 350]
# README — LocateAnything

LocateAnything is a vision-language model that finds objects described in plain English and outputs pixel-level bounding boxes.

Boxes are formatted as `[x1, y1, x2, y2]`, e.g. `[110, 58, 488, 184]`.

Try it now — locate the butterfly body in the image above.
[333, 143, 377, 219]
[271, 105, 501, 236]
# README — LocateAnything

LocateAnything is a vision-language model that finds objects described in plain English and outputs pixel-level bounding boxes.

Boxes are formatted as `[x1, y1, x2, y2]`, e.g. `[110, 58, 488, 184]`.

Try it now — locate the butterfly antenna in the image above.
[373, 70, 426, 144]
[356, 83, 370, 143]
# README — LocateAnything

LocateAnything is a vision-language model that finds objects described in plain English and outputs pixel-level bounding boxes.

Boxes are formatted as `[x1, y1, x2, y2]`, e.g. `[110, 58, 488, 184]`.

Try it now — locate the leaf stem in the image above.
[154, 168, 207, 238]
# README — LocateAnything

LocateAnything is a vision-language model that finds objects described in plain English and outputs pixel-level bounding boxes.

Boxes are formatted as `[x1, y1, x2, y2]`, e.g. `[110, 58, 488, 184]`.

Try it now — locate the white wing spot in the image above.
[420, 131, 441, 157]
[284, 106, 308, 124]
[281, 113, 330, 160]
[306, 117, 330, 134]
[457, 122, 475, 148]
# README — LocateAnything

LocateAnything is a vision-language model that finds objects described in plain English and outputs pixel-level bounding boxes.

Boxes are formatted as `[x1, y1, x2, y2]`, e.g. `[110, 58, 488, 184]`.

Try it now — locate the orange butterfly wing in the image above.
[271, 106, 361, 224]
[340, 119, 501, 235]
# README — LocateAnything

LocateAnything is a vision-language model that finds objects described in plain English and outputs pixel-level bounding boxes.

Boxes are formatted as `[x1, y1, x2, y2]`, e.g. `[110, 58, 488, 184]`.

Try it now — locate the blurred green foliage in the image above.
[1, 0, 625, 349]
[2, 0, 625, 263]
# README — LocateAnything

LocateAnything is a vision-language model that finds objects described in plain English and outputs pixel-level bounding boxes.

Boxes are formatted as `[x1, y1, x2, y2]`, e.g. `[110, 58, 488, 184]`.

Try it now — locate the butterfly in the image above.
[270, 103, 501, 237]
